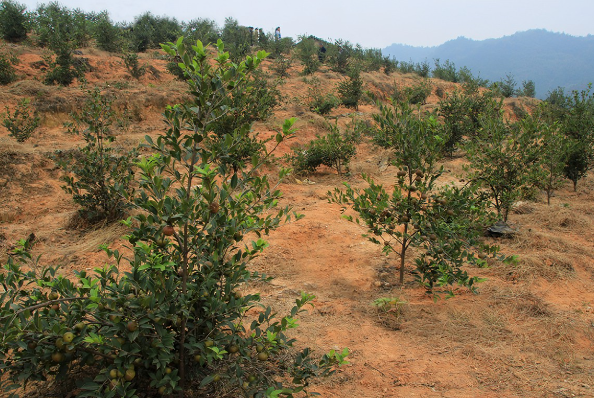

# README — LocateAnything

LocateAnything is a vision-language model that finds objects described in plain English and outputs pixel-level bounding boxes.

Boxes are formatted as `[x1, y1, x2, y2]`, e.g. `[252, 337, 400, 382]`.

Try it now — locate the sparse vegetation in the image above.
[2, 97, 40, 142]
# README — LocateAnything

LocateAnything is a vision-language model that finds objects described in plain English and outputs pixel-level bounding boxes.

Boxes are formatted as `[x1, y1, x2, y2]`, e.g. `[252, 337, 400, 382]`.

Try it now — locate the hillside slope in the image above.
[1, 44, 594, 398]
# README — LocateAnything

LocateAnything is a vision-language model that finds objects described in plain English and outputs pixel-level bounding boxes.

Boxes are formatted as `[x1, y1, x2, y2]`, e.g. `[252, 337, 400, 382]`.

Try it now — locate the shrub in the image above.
[0, 38, 348, 398]
[182, 18, 220, 45]
[296, 36, 320, 75]
[270, 55, 292, 78]
[221, 17, 251, 63]
[464, 112, 540, 221]
[93, 11, 122, 53]
[392, 79, 432, 105]
[0, 51, 17, 84]
[325, 39, 352, 74]
[437, 88, 502, 156]
[337, 67, 363, 110]
[331, 100, 501, 297]
[306, 76, 338, 115]
[290, 121, 360, 175]
[52, 89, 135, 225]
[518, 80, 536, 98]
[2, 97, 40, 142]
[0, 0, 29, 42]
[121, 52, 146, 80]
[432, 58, 459, 82]
[128, 12, 182, 52]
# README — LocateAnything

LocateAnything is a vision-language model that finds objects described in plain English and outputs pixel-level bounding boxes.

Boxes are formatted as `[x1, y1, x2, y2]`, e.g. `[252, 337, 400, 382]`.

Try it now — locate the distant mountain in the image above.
[383, 29, 594, 98]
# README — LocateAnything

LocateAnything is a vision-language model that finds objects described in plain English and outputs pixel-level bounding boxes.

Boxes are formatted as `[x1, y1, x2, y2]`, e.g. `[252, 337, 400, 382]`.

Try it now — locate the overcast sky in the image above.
[19, 0, 594, 48]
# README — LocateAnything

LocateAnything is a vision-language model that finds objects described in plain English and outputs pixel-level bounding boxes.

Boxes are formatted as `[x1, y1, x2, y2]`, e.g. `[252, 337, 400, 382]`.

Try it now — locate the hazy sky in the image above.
[19, 0, 594, 48]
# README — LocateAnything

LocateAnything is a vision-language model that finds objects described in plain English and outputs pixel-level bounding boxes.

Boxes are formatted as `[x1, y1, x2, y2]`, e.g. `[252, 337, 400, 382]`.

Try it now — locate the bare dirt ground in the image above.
[1, 45, 594, 398]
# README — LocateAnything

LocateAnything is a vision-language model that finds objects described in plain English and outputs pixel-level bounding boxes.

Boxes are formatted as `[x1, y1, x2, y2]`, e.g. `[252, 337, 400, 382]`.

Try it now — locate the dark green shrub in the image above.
[383, 56, 396, 75]
[495, 73, 518, 98]
[432, 58, 459, 82]
[93, 11, 122, 52]
[0, 0, 29, 42]
[44, 44, 85, 86]
[52, 89, 135, 225]
[0, 52, 17, 84]
[337, 67, 363, 110]
[128, 12, 181, 52]
[518, 80, 536, 98]
[325, 39, 352, 74]
[2, 98, 40, 142]
[296, 36, 320, 75]
[221, 17, 251, 63]
[0, 39, 348, 398]
[392, 79, 432, 105]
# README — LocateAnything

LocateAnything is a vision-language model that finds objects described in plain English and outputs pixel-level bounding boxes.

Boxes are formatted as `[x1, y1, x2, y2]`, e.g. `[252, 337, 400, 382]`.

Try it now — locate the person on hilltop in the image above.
[318, 44, 327, 62]
[275, 27, 281, 40]
[248, 26, 254, 46]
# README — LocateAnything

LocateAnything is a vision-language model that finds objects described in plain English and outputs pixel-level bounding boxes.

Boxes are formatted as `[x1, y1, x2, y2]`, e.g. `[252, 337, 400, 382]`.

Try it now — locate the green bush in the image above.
[52, 89, 135, 225]
[182, 18, 220, 45]
[0, 52, 17, 84]
[437, 88, 502, 156]
[392, 79, 432, 105]
[2, 98, 40, 142]
[290, 121, 360, 176]
[270, 55, 292, 78]
[296, 36, 320, 75]
[464, 111, 540, 221]
[337, 67, 363, 110]
[0, 0, 29, 42]
[128, 12, 181, 52]
[0, 38, 348, 398]
[121, 52, 146, 80]
[221, 17, 251, 63]
[331, 100, 501, 297]
[306, 76, 338, 115]
[93, 11, 122, 53]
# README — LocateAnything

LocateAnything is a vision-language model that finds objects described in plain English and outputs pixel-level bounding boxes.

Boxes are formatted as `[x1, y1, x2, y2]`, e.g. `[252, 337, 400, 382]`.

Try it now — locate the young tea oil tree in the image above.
[331, 100, 500, 296]
[464, 112, 540, 222]
[52, 89, 136, 225]
[2, 98, 40, 142]
[337, 66, 363, 110]
[289, 120, 360, 176]
[0, 38, 348, 398]
[558, 85, 594, 191]
[522, 108, 567, 205]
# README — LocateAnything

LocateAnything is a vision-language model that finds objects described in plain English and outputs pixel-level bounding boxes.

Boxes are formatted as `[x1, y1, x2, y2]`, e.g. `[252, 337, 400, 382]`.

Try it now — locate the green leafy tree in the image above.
[2, 98, 40, 142]
[52, 89, 136, 225]
[182, 18, 220, 45]
[306, 76, 339, 115]
[295, 36, 320, 75]
[495, 73, 518, 98]
[220, 17, 251, 63]
[128, 12, 181, 52]
[464, 112, 540, 221]
[337, 66, 363, 110]
[121, 52, 146, 80]
[0, 39, 348, 398]
[560, 85, 594, 191]
[93, 11, 122, 53]
[331, 100, 499, 296]
[290, 121, 360, 176]
[519, 80, 536, 98]
[437, 88, 502, 156]
[0, 0, 29, 42]
[0, 51, 17, 84]
[523, 110, 567, 205]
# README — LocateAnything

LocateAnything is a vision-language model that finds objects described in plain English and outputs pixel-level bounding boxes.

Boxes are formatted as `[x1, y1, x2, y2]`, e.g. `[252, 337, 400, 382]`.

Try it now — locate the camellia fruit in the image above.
[62, 332, 74, 344]
[257, 351, 269, 361]
[162, 225, 175, 236]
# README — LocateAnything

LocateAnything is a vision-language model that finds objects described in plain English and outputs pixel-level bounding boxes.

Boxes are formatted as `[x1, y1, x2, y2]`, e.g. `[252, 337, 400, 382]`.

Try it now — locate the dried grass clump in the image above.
[509, 252, 575, 281]
[512, 201, 536, 215]
[540, 207, 591, 232]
